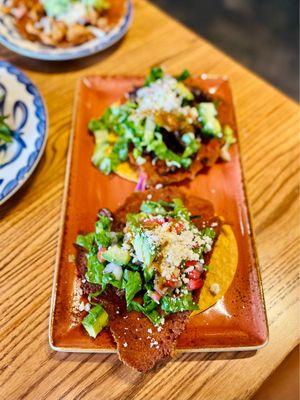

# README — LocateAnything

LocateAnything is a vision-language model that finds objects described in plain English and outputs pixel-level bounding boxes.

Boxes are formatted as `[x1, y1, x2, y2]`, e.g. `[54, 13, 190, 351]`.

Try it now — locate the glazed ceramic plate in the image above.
[0, 0, 132, 61]
[50, 75, 268, 353]
[0, 61, 47, 205]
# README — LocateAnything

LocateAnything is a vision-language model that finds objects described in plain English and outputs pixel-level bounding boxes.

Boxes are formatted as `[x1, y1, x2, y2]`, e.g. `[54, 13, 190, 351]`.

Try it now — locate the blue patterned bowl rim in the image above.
[0, 61, 48, 205]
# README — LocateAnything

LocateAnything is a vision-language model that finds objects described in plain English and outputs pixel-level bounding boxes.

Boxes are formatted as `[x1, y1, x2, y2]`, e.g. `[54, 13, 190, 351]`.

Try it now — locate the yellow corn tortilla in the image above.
[191, 224, 238, 316]
[115, 162, 139, 183]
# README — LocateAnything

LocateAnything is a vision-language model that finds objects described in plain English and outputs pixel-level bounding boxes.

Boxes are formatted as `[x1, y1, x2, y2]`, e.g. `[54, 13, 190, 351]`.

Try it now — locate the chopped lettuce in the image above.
[161, 292, 199, 313]
[85, 254, 104, 284]
[122, 270, 142, 305]
[101, 272, 122, 289]
[202, 227, 216, 240]
[76, 233, 95, 252]
[95, 215, 112, 248]
[172, 198, 191, 221]
[129, 295, 164, 325]
[140, 200, 168, 215]
[223, 125, 236, 145]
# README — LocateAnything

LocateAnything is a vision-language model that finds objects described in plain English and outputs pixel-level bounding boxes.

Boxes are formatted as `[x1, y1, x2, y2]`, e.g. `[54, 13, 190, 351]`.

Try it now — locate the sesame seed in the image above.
[155, 183, 163, 189]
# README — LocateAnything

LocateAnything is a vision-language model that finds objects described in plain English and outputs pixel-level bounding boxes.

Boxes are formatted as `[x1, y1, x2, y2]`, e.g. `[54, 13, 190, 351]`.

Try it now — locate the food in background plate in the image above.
[89, 67, 236, 186]
[74, 188, 238, 371]
[0, 115, 14, 148]
[1, 0, 126, 47]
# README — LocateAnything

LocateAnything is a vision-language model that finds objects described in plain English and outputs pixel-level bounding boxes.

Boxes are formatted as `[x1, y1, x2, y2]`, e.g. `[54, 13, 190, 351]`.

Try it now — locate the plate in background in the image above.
[0, 0, 132, 61]
[0, 61, 47, 205]
[49, 75, 268, 353]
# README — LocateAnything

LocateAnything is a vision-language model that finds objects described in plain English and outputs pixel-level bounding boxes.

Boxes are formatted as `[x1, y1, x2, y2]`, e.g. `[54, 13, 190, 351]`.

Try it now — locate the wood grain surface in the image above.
[0, 1, 299, 399]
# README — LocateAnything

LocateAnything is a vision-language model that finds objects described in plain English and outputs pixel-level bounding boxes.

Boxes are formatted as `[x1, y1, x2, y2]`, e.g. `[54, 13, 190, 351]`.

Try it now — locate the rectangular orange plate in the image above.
[50, 76, 268, 353]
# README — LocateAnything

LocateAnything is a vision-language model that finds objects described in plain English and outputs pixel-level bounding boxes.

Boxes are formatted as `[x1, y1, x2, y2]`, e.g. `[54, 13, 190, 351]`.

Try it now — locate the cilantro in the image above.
[176, 69, 191, 81]
[144, 66, 164, 86]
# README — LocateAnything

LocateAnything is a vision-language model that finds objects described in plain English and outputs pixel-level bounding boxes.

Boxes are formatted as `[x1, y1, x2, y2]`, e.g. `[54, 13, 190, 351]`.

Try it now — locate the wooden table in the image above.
[0, 1, 299, 399]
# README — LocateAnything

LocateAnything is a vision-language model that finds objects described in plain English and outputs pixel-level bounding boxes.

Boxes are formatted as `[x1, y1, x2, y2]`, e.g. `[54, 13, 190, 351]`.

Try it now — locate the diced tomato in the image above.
[185, 260, 197, 267]
[187, 279, 203, 291]
[143, 218, 165, 228]
[188, 270, 202, 280]
[174, 222, 184, 234]
[97, 247, 107, 263]
[165, 280, 179, 288]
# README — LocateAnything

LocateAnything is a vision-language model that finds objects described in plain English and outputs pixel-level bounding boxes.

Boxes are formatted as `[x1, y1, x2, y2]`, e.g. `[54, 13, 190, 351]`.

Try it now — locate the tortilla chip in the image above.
[115, 162, 138, 182]
[191, 224, 238, 315]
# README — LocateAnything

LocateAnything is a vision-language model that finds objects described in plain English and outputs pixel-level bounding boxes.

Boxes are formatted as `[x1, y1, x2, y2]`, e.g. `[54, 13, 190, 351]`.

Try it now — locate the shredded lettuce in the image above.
[76, 233, 95, 252]
[101, 273, 122, 289]
[85, 254, 104, 284]
[161, 292, 199, 313]
[223, 125, 236, 145]
[95, 215, 112, 248]
[122, 270, 142, 306]
[129, 295, 164, 325]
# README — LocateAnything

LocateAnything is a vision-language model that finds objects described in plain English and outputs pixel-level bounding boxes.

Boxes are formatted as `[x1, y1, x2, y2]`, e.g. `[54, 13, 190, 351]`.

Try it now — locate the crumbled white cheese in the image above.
[147, 328, 153, 334]
[84, 303, 91, 312]
[185, 266, 194, 273]
[150, 338, 159, 348]
[144, 221, 204, 280]
[147, 193, 153, 200]
[210, 283, 220, 296]
[123, 342, 128, 347]
[136, 76, 182, 114]
[155, 183, 163, 190]
[134, 75, 199, 125]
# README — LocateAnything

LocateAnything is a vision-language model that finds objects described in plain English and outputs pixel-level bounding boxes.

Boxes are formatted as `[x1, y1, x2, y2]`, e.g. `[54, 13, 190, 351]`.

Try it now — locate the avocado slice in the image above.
[133, 233, 156, 268]
[176, 82, 194, 100]
[102, 245, 130, 266]
[82, 305, 109, 339]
